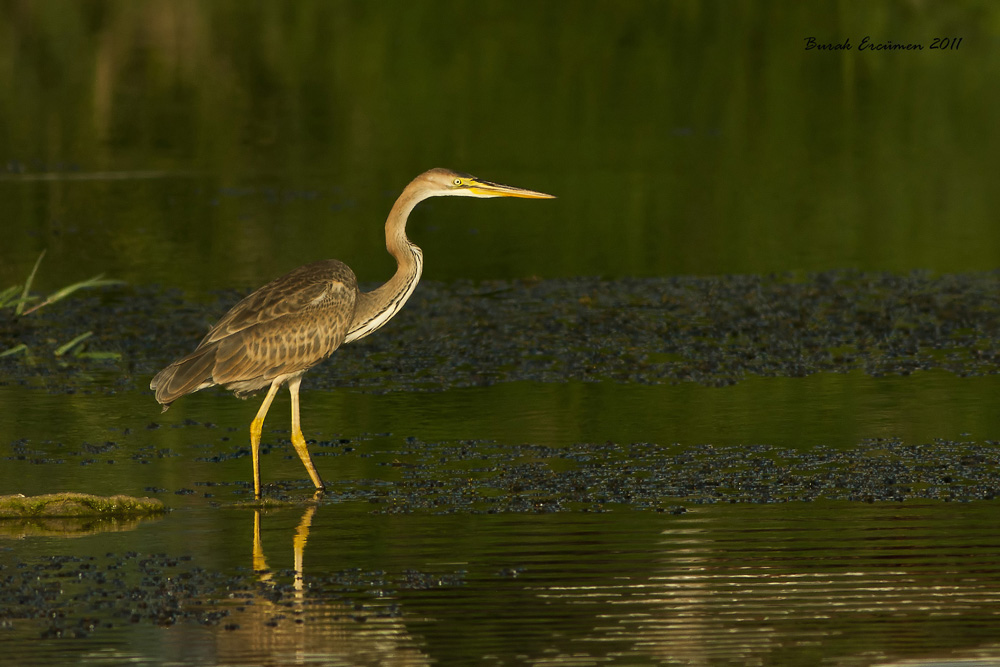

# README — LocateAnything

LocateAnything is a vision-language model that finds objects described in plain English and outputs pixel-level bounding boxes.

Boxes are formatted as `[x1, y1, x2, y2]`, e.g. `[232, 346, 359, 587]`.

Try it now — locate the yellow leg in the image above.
[288, 376, 326, 492]
[250, 381, 282, 500]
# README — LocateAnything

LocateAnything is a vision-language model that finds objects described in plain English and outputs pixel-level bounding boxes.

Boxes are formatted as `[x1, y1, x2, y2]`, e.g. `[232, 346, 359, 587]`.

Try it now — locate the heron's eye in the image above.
[453, 178, 463, 186]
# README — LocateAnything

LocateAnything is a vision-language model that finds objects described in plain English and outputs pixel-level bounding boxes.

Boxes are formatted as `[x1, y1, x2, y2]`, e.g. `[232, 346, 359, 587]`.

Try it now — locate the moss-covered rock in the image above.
[0, 493, 166, 518]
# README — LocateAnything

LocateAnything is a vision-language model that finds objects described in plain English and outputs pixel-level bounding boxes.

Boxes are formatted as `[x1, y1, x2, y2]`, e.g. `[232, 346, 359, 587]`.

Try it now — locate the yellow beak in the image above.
[467, 178, 555, 199]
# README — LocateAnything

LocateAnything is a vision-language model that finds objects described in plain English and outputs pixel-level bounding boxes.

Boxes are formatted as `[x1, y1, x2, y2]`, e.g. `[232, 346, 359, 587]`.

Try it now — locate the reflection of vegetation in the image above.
[0, 250, 124, 359]
[2, 1, 998, 287]
[0, 515, 152, 538]
[0, 492, 165, 518]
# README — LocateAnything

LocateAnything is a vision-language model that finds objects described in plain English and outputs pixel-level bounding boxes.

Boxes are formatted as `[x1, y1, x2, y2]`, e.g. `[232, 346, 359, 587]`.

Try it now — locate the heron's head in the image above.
[418, 168, 555, 200]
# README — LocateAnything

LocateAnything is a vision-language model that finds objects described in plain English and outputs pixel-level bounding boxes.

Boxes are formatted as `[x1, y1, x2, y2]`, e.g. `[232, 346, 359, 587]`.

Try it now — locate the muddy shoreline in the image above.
[4, 270, 1000, 394]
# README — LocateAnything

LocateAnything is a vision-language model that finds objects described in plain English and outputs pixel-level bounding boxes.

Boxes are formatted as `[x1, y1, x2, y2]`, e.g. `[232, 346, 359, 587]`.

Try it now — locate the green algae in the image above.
[0, 492, 166, 519]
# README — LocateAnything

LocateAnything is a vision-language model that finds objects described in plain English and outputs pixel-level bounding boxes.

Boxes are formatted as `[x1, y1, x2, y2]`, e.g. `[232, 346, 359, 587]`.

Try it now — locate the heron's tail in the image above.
[150, 346, 217, 409]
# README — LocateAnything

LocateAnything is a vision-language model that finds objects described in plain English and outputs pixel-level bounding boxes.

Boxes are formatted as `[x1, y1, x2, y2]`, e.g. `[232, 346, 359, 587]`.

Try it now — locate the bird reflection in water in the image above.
[209, 505, 429, 666]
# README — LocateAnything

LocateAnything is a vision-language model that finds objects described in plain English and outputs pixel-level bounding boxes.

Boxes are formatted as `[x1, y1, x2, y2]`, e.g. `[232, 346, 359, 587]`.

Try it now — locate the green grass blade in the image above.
[54, 331, 93, 356]
[15, 250, 46, 316]
[22, 275, 125, 316]
[0, 343, 28, 358]
[77, 350, 122, 360]
[0, 285, 22, 308]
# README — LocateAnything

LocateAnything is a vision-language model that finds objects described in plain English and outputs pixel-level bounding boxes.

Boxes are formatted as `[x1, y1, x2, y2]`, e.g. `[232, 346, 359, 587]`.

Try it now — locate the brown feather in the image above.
[151, 260, 358, 406]
[150, 345, 217, 408]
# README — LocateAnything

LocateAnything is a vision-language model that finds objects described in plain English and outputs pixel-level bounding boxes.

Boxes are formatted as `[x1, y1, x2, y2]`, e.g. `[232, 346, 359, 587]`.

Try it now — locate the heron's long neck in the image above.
[344, 187, 427, 343]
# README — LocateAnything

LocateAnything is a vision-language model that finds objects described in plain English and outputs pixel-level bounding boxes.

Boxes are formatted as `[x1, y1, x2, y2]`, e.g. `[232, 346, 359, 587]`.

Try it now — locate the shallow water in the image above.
[3, 368, 1000, 663]
[4, 500, 1000, 665]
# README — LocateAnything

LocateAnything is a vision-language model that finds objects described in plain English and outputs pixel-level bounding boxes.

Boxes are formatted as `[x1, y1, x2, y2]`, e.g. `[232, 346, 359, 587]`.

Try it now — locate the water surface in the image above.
[4, 502, 1000, 665]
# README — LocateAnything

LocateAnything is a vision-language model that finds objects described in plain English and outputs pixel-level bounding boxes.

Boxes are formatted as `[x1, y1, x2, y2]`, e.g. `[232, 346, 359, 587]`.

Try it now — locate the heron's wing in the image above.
[151, 260, 358, 405]
[201, 260, 357, 345]
[211, 281, 357, 386]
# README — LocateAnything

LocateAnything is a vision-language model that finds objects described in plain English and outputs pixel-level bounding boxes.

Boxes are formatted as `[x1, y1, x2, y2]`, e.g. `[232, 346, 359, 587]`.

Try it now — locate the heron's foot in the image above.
[311, 487, 326, 502]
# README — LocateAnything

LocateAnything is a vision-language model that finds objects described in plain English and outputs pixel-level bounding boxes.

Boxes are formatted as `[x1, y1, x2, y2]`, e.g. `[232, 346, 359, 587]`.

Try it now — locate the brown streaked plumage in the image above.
[150, 168, 554, 499]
